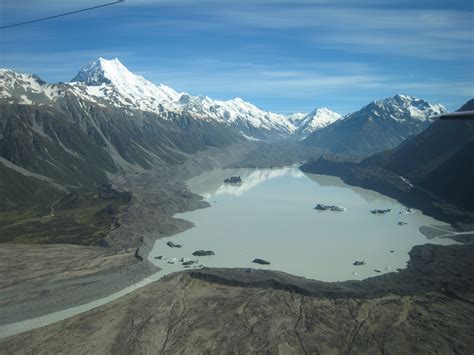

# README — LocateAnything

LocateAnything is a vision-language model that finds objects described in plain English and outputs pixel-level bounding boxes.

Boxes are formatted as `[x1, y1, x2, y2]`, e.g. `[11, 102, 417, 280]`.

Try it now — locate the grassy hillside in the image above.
[0, 187, 130, 246]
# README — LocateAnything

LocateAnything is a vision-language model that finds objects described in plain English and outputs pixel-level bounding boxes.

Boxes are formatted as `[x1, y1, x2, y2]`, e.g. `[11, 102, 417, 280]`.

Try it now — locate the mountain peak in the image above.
[70, 57, 181, 109]
[71, 57, 133, 86]
[393, 93, 413, 101]
[372, 94, 414, 107]
[366, 94, 446, 121]
[296, 107, 342, 134]
[302, 95, 447, 155]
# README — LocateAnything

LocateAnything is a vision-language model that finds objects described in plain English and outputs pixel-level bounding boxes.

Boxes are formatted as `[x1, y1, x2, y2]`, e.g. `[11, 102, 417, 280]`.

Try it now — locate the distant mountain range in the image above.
[303, 94, 446, 155]
[0, 57, 445, 146]
[1, 58, 343, 140]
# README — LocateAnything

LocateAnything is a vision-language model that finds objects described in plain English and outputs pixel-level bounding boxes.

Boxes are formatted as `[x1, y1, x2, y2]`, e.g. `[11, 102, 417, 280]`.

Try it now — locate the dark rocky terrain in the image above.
[190, 244, 474, 299]
[1, 244, 473, 354]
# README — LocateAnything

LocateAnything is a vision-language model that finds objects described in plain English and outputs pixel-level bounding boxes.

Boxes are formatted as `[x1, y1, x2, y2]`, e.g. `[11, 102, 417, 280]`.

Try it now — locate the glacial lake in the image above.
[149, 167, 455, 282]
[0, 166, 457, 339]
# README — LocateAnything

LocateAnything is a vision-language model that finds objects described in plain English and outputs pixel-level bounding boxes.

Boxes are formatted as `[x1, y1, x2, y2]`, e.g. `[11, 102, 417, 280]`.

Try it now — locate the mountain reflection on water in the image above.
[202, 167, 305, 197]
[192, 166, 385, 205]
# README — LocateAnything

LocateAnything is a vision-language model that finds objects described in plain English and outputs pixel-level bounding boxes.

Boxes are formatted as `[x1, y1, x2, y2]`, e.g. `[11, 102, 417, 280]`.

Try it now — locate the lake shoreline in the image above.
[2, 242, 474, 353]
[0, 143, 256, 335]
[148, 167, 456, 282]
[300, 158, 474, 233]
[187, 242, 474, 299]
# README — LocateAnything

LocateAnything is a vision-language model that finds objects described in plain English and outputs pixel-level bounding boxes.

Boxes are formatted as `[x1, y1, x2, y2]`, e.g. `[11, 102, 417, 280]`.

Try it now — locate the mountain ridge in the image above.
[1, 58, 345, 139]
[69, 58, 296, 138]
[2, 58, 445, 145]
[295, 107, 342, 135]
[302, 94, 446, 155]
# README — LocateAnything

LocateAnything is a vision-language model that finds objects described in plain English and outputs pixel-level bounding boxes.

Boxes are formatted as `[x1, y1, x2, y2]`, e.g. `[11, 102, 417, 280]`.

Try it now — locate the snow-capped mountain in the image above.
[70, 58, 181, 113]
[296, 108, 342, 135]
[365, 94, 445, 122]
[303, 95, 446, 155]
[284, 109, 342, 137]
[69, 58, 294, 138]
[0, 58, 345, 139]
[0, 59, 444, 146]
[174, 94, 294, 135]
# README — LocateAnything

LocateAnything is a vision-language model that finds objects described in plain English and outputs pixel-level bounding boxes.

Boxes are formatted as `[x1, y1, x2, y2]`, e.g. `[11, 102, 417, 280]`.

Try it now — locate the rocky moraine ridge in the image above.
[1, 243, 474, 353]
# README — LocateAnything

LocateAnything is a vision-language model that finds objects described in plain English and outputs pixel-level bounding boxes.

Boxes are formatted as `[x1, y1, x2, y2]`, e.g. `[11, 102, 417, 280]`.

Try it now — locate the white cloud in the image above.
[126, 57, 473, 106]
[211, 7, 474, 60]
[109, 4, 474, 61]
[2, 1, 472, 61]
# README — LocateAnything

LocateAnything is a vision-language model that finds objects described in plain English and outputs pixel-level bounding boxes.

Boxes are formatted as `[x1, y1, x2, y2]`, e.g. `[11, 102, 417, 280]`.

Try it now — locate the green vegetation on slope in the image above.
[0, 163, 64, 211]
[0, 187, 130, 246]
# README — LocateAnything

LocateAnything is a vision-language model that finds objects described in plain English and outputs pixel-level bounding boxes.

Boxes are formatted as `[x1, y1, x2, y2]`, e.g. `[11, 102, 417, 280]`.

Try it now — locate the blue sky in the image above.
[0, 0, 473, 114]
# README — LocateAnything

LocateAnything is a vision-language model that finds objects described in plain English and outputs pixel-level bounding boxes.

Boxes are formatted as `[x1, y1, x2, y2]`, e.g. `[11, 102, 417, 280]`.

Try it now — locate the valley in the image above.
[0, 57, 472, 353]
[0, 142, 255, 329]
